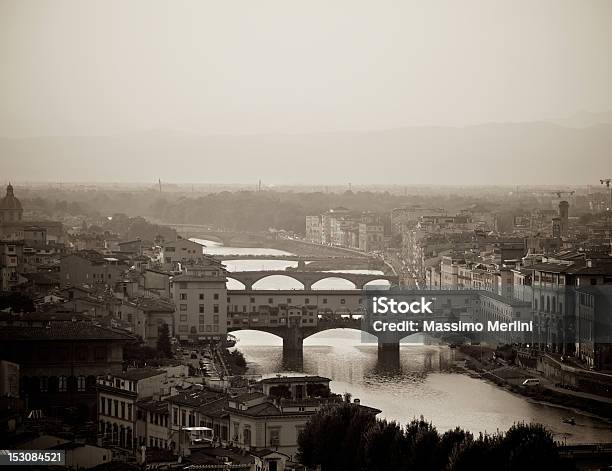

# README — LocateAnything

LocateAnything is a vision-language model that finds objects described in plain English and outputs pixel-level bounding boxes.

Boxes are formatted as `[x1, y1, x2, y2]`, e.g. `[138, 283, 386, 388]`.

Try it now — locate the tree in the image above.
[447, 433, 501, 471]
[363, 420, 409, 471]
[229, 349, 247, 368]
[501, 423, 568, 471]
[404, 417, 442, 471]
[297, 406, 575, 471]
[156, 323, 172, 358]
[297, 403, 376, 471]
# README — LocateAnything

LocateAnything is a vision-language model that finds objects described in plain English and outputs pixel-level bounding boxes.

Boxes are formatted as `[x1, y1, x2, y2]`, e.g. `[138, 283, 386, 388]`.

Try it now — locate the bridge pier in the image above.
[282, 349, 304, 371]
[282, 328, 305, 354]
[377, 340, 400, 366]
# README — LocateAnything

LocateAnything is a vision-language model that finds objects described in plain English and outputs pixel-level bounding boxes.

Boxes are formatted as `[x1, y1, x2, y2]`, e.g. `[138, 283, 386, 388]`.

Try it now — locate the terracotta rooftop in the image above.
[0, 322, 135, 341]
[115, 368, 165, 381]
[166, 389, 225, 408]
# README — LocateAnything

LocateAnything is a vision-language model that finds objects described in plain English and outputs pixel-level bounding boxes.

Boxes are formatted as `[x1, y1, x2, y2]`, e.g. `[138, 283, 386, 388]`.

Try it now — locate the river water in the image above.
[194, 238, 612, 444]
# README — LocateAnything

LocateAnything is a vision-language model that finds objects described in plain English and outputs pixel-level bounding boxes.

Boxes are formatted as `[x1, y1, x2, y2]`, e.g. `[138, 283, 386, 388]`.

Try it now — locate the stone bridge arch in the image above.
[227, 271, 397, 290]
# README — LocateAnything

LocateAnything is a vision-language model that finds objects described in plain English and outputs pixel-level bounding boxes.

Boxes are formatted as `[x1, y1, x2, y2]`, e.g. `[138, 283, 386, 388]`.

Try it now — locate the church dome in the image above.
[0, 183, 23, 211]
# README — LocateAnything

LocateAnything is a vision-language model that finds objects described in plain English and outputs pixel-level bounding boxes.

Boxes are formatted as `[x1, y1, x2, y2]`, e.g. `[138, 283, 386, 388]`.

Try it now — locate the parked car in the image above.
[522, 378, 540, 387]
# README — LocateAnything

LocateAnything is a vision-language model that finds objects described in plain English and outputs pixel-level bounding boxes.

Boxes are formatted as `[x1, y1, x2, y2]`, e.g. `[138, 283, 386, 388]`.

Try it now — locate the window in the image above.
[181, 410, 186, 426]
[268, 298, 273, 304]
[305, 298, 310, 304]
[213, 315, 219, 324]
[180, 293, 188, 300]
[173, 407, 179, 426]
[179, 325, 188, 332]
[180, 314, 188, 322]
[100, 397, 106, 415]
[323, 298, 328, 304]
[243, 426, 252, 446]
[270, 428, 280, 446]
[250, 297, 255, 303]
[199, 293, 204, 300]
[206, 325, 212, 332]
[199, 304, 205, 313]
[58, 376, 67, 392]
[77, 376, 86, 391]
[213, 293, 219, 300]
[180, 304, 187, 311]
[76, 346, 88, 361]
[287, 298, 292, 304]
[121, 401, 125, 419]
[199, 315, 205, 324]
[114, 400, 119, 417]
[340, 298, 346, 304]
[213, 304, 219, 313]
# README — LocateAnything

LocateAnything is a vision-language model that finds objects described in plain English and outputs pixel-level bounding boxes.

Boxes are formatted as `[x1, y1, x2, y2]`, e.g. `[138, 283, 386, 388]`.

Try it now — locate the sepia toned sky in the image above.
[1, 0, 612, 138]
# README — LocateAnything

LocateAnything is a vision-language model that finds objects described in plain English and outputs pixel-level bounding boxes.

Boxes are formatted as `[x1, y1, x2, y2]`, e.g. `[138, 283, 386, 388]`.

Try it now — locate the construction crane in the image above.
[601, 178, 612, 211]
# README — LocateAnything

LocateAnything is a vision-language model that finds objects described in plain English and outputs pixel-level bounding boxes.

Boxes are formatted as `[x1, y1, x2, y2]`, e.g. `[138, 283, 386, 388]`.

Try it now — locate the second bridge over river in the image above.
[227, 270, 398, 290]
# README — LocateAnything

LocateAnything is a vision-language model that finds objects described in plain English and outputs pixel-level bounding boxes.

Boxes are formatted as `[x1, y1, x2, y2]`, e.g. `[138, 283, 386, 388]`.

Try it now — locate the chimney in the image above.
[354, 398, 360, 405]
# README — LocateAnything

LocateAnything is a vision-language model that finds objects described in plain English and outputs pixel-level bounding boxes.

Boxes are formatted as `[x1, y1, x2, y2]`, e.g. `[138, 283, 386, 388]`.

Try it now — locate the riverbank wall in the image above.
[457, 346, 612, 419]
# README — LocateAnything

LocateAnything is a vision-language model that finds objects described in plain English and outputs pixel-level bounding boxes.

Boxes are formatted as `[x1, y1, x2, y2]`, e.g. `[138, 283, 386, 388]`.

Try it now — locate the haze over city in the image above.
[3, 1, 612, 469]
[1, 0, 612, 185]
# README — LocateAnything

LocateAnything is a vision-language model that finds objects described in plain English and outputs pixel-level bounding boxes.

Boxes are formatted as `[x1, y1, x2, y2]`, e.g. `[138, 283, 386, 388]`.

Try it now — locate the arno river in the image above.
[194, 238, 612, 444]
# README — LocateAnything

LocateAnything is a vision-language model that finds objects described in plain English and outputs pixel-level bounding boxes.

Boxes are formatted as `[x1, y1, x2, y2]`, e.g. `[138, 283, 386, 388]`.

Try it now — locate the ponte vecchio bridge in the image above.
[224, 289, 486, 360]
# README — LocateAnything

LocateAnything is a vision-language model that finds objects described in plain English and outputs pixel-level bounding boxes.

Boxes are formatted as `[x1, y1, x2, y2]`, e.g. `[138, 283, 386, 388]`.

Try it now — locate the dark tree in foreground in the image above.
[363, 420, 409, 471]
[297, 403, 375, 471]
[297, 405, 576, 471]
[156, 323, 172, 358]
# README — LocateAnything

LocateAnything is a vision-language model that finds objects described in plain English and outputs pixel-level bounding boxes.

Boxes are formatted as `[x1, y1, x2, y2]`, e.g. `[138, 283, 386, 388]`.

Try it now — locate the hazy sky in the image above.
[1, 0, 612, 137]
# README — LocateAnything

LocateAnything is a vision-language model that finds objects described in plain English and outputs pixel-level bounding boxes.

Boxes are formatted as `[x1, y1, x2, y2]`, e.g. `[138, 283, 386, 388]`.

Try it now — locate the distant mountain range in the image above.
[2, 116, 611, 186]
[552, 110, 612, 128]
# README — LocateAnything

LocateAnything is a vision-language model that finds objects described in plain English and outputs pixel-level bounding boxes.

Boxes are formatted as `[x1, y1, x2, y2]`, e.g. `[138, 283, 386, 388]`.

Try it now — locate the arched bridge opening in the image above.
[251, 275, 305, 290]
[227, 270, 398, 291]
[310, 277, 357, 290]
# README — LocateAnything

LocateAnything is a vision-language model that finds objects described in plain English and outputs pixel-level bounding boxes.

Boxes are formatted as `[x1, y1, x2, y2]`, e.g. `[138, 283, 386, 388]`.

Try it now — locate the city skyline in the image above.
[2, 1, 612, 468]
